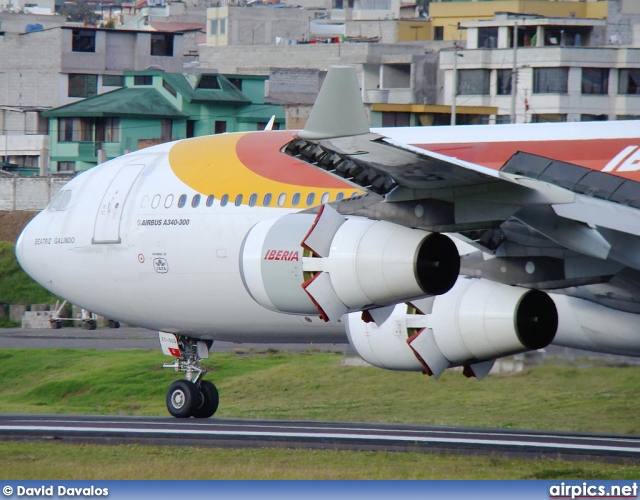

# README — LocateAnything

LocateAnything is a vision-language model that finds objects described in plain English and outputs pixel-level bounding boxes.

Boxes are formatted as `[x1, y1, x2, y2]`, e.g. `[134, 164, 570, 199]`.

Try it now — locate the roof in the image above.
[148, 22, 205, 33]
[42, 88, 188, 119]
[161, 73, 252, 104]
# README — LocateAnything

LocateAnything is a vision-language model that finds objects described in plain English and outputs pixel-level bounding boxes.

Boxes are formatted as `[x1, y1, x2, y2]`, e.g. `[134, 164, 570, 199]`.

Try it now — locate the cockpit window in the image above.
[48, 191, 64, 212]
[57, 190, 72, 211]
[48, 190, 72, 212]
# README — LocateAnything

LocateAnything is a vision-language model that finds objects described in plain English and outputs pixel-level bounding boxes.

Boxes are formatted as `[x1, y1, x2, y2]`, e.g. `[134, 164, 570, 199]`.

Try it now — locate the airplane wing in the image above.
[288, 66, 640, 314]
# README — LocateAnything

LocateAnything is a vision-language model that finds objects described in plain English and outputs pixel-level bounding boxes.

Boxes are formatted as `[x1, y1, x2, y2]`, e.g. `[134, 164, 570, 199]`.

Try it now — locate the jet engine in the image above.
[240, 205, 460, 322]
[346, 278, 558, 379]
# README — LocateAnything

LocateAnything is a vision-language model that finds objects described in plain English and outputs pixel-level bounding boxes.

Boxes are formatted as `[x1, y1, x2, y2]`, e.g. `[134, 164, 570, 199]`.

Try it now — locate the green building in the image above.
[43, 70, 285, 172]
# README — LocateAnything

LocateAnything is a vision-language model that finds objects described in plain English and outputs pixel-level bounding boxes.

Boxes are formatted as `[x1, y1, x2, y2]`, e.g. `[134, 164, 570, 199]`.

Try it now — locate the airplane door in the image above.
[93, 164, 144, 244]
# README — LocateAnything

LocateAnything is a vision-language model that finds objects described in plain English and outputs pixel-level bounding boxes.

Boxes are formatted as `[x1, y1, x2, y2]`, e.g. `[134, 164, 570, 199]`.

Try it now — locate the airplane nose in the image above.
[15, 222, 27, 268]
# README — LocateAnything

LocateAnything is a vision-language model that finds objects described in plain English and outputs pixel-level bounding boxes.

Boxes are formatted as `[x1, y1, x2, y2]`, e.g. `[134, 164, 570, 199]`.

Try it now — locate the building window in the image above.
[220, 19, 226, 35]
[495, 115, 511, 124]
[533, 67, 568, 94]
[434, 26, 443, 41]
[150, 33, 174, 56]
[68, 74, 97, 98]
[95, 117, 119, 143]
[198, 75, 221, 89]
[210, 20, 218, 35]
[227, 78, 242, 91]
[134, 75, 153, 86]
[478, 27, 498, 48]
[497, 69, 512, 95]
[58, 161, 76, 171]
[582, 68, 609, 95]
[381, 112, 410, 127]
[531, 114, 567, 123]
[103, 74, 124, 87]
[215, 121, 227, 134]
[72, 29, 95, 52]
[581, 114, 608, 122]
[458, 69, 490, 96]
[619, 69, 640, 95]
[163, 79, 177, 97]
[57, 118, 92, 142]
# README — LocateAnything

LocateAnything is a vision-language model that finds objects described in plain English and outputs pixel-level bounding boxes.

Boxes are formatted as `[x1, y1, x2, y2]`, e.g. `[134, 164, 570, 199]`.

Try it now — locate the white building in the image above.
[440, 13, 640, 124]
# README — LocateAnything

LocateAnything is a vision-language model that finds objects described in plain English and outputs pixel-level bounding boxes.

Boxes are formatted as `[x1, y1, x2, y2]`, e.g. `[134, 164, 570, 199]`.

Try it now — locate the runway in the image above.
[1, 415, 639, 461]
[0, 327, 354, 354]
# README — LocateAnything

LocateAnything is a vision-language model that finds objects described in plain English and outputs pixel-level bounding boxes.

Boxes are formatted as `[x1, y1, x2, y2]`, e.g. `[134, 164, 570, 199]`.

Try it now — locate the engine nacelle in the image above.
[240, 206, 460, 322]
[346, 278, 558, 378]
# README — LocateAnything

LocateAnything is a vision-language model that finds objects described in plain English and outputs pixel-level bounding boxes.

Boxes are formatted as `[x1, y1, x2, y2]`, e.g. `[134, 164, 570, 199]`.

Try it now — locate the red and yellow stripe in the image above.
[168, 131, 362, 208]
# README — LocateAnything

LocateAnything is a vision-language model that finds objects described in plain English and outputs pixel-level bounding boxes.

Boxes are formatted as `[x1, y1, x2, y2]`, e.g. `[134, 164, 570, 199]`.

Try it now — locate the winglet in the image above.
[298, 66, 370, 140]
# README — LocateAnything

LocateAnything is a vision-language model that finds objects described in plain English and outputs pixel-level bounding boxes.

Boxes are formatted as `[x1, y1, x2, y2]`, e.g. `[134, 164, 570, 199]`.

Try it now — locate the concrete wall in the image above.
[0, 176, 70, 211]
[0, 13, 65, 33]
[607, 0, 640, 46]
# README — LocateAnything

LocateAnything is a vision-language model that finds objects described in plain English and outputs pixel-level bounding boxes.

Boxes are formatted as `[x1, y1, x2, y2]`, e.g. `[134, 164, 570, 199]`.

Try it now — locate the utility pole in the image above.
[510, 21, 518, 124]
[451, 44, 459, 126]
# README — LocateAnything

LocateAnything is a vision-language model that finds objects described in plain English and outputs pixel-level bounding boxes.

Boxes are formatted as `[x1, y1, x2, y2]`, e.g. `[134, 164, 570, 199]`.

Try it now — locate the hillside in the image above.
[0, 241, 58, 305]
[0, 211, 38, 243]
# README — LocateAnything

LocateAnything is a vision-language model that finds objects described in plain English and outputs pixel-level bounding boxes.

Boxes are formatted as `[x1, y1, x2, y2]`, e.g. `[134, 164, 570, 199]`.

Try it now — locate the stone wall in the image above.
[0, 176, 70, 211]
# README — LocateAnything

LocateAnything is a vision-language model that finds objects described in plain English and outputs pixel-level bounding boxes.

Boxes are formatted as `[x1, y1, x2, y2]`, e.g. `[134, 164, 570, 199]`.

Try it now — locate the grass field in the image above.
[0, 348, 638, 479]
[0, 349, 640, 479]
[0, 241, 58, 306]
[0, 348, 638, 433]
[1, 441, 639, 480]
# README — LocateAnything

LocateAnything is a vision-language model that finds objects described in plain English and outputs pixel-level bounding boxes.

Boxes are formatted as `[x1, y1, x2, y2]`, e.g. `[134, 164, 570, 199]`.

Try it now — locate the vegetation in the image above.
[1, 441, 638, 480]
[0, 241, 58, 306]
[0, 349, 637, 434]
[0, 348, 638, 479]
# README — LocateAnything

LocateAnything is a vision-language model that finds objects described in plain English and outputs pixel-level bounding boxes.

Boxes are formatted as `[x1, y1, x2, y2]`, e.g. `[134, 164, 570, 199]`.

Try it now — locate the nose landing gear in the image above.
[160, 332, 219, 419]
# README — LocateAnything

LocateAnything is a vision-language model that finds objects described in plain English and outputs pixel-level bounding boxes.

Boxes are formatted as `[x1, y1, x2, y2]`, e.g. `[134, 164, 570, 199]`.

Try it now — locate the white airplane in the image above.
[16, 66, 640, 419]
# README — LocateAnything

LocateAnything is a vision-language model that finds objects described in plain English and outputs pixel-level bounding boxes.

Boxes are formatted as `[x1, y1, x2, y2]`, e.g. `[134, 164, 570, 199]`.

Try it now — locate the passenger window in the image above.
[263, 193, 272, 206]
[151, 194, 161, 209]
[249, 193, 257, 207]
[277, 193, 286, 206]
[141, 195, 149, 208]
[57, 190, 72, 211]
[206, 195, 214, 207]
[336, 192, 344, 201]
[321, 192, 330, 204]
[178, 194, 187, 208]
[306, 193, 315, 206]
[220, 194, 229, 207]
[164, 194, 174, 208]
[192, 194, 201, 208]
[292, 193, 300, 206]
[235, 194, 243, 207]
[351, 192, 359, 198]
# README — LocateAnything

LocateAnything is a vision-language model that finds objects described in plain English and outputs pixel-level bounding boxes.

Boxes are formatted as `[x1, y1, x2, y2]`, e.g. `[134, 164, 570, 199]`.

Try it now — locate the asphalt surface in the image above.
[0, 414, 638, 460]
[0, 326, 355, 354]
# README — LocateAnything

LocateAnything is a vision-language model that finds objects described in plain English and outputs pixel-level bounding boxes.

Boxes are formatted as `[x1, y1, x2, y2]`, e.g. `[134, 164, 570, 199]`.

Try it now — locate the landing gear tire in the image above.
[83, 321, 97, 330]
[192, 380, 219, 419]
[108, 320, 120, 329]
[166, 380, 199, 418]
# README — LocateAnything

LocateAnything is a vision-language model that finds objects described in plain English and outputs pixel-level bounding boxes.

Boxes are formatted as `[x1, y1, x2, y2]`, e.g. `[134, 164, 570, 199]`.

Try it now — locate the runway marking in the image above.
[3, 425, 639, 454]
[4, 418, 638, 445]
